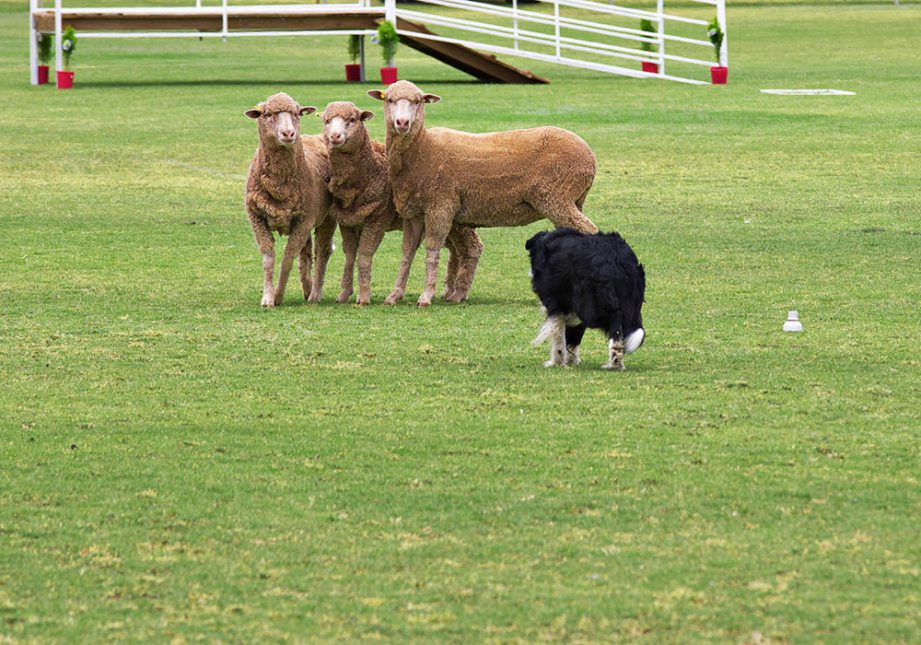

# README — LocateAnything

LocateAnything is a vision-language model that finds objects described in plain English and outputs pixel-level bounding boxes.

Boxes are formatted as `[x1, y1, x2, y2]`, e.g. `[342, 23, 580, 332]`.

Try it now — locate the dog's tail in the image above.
[532, 317, 556, 346]
[623, 327, 645, 354]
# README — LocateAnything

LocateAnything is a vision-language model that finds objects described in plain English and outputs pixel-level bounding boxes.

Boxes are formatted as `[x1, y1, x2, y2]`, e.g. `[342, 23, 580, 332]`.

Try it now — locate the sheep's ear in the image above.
[367, 89, 385, 101]
[422, 93, 442, 104]
[244, 106, 263, 119]
[299, 106, 317, 116]
[360, 110, 375, 122]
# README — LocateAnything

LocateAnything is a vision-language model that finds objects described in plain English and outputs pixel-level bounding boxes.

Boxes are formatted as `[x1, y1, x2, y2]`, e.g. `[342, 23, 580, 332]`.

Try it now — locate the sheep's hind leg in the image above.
[533, 194, 598, 235]
[446, 227, 483, 303]
[298, 233, 313, 300]
[442, 233, 459, 301]
[385, 218, 423, 305]
[337, 226, 359, 304]
[308, 215, 336, 303]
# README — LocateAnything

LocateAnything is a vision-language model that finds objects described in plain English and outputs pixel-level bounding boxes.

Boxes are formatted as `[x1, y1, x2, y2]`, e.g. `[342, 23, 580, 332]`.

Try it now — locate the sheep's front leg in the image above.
[418, 217, 452, 307]
[275, 225, 310, 307]
[355, 220, 388, 305]
[337, 225, 359, 304]
[308, 215, 336, 303]
[385, 218, 423, 305]
[261, 251, 276, 307]
[247, 212, 276, 307]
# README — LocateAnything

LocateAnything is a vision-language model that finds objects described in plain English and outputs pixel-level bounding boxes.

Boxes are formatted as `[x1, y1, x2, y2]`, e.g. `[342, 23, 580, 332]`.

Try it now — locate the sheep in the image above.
[319, 100, 484, 305]
[244, 92, 335, 307]
[367, 80, 598, 307]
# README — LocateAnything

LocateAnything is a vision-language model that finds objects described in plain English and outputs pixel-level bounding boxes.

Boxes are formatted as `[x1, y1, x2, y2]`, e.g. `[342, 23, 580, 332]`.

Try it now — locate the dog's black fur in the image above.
[526, 228, 645, 368]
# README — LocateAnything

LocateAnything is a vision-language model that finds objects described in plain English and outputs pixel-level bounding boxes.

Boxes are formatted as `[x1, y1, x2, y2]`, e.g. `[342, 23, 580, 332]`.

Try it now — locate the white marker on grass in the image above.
[783, 310, 803, 332]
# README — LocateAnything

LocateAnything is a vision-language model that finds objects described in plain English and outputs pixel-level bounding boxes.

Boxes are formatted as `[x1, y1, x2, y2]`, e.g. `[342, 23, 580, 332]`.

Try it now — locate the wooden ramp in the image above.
[32, 7, 547, 83]
[396, 18, 546, 84]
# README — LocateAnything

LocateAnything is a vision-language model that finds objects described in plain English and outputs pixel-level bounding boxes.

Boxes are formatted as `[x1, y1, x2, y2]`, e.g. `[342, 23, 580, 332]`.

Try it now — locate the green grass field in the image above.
[1, 0, 919, 641]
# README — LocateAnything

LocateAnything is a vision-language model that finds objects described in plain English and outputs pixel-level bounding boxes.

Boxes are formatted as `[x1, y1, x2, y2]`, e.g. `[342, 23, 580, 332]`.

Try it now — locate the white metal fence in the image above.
[29, 0, 726, 85]
[388, 0, 727, 85]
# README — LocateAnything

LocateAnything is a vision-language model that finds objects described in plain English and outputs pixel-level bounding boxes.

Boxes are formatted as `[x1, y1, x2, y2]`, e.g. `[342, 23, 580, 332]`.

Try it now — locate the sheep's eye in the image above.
[348, 117, 356, 124]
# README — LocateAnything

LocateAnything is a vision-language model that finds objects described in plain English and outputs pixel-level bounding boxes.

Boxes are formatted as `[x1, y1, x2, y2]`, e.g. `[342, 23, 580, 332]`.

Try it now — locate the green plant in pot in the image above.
[58, 25, 76, 89]
[639, 19, 658, 74]
[345, 34, 362, 82]
[375, 20, 399, 85]
[37, 32, 53, 84]
[707, 17, 727, 84]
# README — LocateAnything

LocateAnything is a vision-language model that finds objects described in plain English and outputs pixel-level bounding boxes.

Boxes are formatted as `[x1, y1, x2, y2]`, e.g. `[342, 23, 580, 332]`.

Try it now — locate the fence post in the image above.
[385, 0, 396, 28]
[656, 0, 665, 75]
[221, 0, 228, 42]
[716, 0, 727, 67]
[553, 0, 560, 59]
[359, 34, 366, 82]
[29, 0, 38, 84]
[54, 0, 62, 73]
[512, 0, 518, 50]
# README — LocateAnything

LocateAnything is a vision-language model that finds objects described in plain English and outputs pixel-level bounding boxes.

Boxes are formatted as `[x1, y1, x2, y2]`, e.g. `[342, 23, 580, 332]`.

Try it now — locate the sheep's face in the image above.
[320, 101, 374, 152]
[368, 81, 440, 137]
[245, 93, 316, 149]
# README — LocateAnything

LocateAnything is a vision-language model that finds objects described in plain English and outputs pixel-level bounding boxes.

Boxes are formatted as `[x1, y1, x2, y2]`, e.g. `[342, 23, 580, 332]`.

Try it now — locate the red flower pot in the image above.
[37, 65, 49, 84]
[57, 70, 74, 89]
[710, 66, 728, 84]
[380, 66, 398, 85]
[641, 61, 659, 74]
[345, 63, 361, 82]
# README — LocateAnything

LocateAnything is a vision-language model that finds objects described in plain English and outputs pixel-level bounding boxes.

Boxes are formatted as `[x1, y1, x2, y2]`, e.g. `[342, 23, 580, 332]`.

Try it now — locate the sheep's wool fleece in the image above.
[323, 101, 394, 230]
[384, 81, 596, 230]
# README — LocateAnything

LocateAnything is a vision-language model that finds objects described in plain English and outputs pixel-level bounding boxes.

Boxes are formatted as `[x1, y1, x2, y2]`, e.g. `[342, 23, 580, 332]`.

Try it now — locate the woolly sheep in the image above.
[368, 80, 597, 307]
[320, 101, 483, 305]
[244, 92, 335, 307]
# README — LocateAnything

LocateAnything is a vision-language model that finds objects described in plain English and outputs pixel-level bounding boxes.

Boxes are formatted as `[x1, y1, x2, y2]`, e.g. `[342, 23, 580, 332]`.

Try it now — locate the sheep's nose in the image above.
[395, 118, 409, 130]
[330, 133, 343, 143]
[280, 129, 295, 140]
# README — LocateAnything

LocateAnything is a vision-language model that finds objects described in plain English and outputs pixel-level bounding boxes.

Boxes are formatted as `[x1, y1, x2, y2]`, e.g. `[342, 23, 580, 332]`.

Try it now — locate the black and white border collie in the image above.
[526, 228, 646, 370]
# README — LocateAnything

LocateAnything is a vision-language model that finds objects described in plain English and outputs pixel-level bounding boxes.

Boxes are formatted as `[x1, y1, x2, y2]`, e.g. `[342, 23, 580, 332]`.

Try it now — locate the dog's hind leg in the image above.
[602, 337, 626, 371]
[534, 315, 566, 367]
[564, 320, 586, 366]
[602, 314, 626, 370]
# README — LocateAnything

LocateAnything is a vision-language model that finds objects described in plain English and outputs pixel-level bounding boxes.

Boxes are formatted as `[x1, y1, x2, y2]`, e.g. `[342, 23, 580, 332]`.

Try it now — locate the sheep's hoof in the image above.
[261, 293, 275, 307]
[601, 362, 625, 371]
[441, 287, 456, 301]
[543, 360, 560, 368]
[336, 291, 352, 304]
[307, 290, 322, 303]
